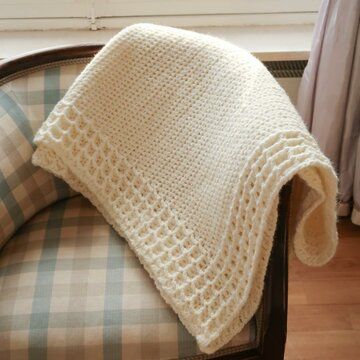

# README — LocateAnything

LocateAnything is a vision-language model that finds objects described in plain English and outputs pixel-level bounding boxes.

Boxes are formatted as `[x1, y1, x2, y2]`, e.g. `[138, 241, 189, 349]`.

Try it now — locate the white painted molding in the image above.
[0, 25, 313, 60]
[0, 0, 320, 30]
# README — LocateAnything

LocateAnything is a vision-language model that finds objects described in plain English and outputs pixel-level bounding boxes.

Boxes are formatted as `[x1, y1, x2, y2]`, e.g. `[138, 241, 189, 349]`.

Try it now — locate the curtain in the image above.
[297, 0, 360, 225]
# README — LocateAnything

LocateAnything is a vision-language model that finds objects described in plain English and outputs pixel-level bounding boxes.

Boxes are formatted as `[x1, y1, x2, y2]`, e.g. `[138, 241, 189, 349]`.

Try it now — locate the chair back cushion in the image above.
[0, 63, 86, 245]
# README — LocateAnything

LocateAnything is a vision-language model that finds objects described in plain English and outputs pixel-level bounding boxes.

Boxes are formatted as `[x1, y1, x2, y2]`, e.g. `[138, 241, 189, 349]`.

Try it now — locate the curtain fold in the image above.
[297, 0, 360, 225]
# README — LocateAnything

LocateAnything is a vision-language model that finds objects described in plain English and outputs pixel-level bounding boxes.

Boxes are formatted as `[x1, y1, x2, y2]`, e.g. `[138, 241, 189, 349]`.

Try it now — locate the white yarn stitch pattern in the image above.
[32, 24, 338, 354]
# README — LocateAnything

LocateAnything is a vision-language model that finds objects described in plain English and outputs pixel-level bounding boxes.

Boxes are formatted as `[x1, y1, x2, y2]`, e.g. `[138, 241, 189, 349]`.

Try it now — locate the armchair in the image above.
[0, 46, 290, 360]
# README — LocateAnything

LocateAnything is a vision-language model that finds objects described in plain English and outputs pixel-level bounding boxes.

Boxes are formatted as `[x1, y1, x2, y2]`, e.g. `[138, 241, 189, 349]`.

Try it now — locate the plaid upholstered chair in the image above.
[0, 46, 290, 360]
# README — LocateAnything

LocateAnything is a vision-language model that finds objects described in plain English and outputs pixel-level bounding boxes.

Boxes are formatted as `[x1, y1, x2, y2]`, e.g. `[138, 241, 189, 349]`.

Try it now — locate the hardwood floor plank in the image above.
[285, 219, 360, 360]
[286, 330, 360, 360]
[289, 258, 360, 280]
[287, 304, 356, 332]
[289, 279, 360, 304]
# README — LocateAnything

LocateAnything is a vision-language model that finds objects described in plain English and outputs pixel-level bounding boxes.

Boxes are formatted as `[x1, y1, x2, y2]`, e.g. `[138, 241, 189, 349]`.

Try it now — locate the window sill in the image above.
[0, 25, 313, 61]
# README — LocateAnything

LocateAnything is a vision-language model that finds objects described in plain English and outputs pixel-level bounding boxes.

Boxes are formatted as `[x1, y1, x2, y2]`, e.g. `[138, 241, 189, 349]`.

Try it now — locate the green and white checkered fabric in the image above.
[0, 196, 258, 359]
[0, 64, 84, 245]
[0, 63, 260, 359]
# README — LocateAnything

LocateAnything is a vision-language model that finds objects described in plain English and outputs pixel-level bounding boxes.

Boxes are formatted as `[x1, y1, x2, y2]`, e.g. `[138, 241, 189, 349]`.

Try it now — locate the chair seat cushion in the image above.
[0, 195, 260, 360]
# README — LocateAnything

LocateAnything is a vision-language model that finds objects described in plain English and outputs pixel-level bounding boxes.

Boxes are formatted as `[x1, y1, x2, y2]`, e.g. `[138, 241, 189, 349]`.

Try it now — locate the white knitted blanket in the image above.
[32, 24, 338, 354]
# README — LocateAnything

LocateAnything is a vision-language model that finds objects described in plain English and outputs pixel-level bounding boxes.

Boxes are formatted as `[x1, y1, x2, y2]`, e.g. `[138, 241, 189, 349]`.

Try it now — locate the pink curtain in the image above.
[297, 0, 360, 225]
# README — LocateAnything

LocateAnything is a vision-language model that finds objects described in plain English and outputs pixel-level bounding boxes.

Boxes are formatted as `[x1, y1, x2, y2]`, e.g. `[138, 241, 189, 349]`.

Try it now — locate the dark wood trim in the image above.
[0, 44, 103, 85]
[260, 183, 290, 360]
[0, 45, 290, 360]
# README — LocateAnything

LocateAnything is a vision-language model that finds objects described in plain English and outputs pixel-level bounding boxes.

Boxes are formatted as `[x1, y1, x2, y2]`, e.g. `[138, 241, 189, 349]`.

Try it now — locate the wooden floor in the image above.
[285, 219, 360, 360]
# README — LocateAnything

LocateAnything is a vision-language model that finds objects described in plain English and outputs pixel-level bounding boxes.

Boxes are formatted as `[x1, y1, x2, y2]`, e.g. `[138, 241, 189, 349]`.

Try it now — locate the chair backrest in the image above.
[0, 48, 99, 245]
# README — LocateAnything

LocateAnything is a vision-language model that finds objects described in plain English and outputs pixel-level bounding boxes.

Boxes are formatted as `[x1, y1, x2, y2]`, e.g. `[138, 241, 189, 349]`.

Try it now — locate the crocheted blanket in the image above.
[32, 24, 338, 354]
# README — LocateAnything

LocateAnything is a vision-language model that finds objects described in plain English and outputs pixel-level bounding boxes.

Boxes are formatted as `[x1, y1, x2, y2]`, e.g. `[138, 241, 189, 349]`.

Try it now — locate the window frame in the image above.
[0, 0, 321, 30]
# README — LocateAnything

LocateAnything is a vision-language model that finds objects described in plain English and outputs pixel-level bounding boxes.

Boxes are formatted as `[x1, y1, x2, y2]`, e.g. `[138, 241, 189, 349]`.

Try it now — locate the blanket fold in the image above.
[32, 24, 338, 354]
